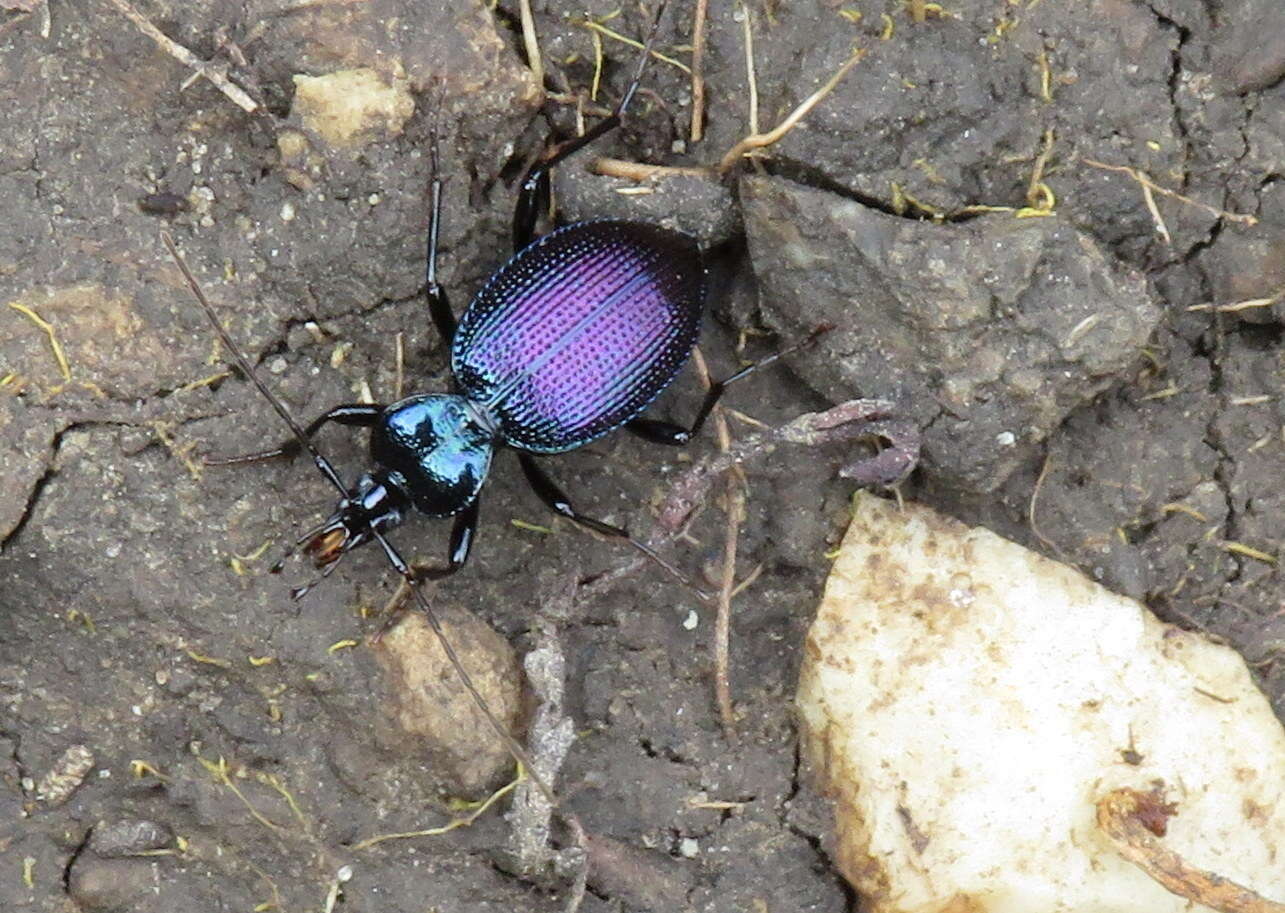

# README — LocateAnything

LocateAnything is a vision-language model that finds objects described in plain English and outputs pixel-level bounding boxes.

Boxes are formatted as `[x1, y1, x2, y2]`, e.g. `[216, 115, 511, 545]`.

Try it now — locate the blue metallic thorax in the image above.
[452, 220, 706, 454]
[370, 394, 496, 517]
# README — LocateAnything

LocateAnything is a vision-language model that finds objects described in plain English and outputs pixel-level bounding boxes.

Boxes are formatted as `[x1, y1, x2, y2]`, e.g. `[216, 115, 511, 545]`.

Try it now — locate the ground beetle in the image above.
[164, 0, 808, 800]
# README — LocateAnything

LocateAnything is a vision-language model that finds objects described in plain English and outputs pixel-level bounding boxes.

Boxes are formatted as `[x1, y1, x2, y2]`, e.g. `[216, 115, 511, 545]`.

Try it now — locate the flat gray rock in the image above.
[743, 175, 1162, 493]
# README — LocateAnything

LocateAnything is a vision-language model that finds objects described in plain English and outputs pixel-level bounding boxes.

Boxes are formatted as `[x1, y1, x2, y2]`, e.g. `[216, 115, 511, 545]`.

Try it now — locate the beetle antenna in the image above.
[621, 0, 670, 112]
[289, 559, 339, 601]
[371, 528, 560, 806]
[163, 232, 351, 499]
[162, 231, 557, 806]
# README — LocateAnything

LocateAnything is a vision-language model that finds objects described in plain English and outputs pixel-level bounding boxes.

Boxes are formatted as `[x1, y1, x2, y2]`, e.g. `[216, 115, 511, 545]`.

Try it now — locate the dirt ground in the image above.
[1, 1, 1282, 911]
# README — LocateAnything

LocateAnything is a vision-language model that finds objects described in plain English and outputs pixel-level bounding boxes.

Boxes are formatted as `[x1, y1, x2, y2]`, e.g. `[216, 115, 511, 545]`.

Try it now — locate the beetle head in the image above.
[301, 470, 410, 570]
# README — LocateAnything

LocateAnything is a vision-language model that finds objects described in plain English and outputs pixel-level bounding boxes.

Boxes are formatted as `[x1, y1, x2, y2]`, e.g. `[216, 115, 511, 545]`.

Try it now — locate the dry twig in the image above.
[741, 1, 760, 135]
[689, 0, 709, 142]
[590, 158, 712, 181]
[518, 0, 544, 89]
[657, 399, 919, 533]
[717, 49, 867, 173]
[577, 16, 691, 74]
[1096, 787, 1285, 913]
[7, 301, 70, 381]
[1186, 293, 1282, 314]
[393, 331, 405, 399]
[101, 0, 259, 113]
[1028, 448, 1064, 557]
[692, 349, 744, 742]
[586, 27, 863, 183]
[1081, 158, 1259, 230]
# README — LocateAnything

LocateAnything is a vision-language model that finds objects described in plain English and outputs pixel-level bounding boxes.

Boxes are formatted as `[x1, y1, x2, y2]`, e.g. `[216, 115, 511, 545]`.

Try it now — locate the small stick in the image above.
[7, 301, 71, 381]
[102, 0, 258, 113]
[1096, 788, 1285, 913]
[590, 158, 711, 181]
[712, 485, 742, 742]
[1081, 158, 1258, 227]
[1028, 448, 1063, 557]
[692, 348, 741, 742]
[1025, 128, 1055, 209]
[393, 331, 405, 400]
[658, 399, 918, 532]
[1186, 294, 1282, 314]
[577, 18, 692, 75]
[718, 48, 866, 173]
[562, 815, 590, 913]
[588, 34, 860, 186]
[518, 0, 544, 89]
[689, 0, 708, 143]
[741, 1, 760, 136]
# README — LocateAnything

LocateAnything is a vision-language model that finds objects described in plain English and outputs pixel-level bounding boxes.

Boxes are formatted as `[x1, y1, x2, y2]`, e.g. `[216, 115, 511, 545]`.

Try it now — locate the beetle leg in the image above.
[425, 102, 456, 351]
[371, 499, 480, 641]
[628, 326, 833, 445]
[518, 451, 706, 597]
[205, 403, 383, 466]
[512, 1, 671, 251]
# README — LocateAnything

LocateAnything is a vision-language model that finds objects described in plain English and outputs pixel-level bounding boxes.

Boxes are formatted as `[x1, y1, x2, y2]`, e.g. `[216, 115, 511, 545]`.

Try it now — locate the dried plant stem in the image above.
[393, 331, 405, 399]
[563, 815, 590, 913]
[1081, 158, 1258, 227]
[741, 1, 760, 135]
[587, 29, 862, 184]
[577, 18, 691, 74]
[590, 158, 712, 181]
[689, 0, 708, 142]
[101, 0, 259, 113]
[713, 483, 743, 742]
[1028, 449, 1064, 557]
[693, 348, 744, 741]
[717, 49, 866, 173]
[518, 0, 544, 88]
[658, 399, 917, 532]
[1097, 788, 1285, 913]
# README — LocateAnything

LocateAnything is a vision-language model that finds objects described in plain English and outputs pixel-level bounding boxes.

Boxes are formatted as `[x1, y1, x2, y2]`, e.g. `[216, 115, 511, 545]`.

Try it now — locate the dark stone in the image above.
[742, 175, 1161, 494]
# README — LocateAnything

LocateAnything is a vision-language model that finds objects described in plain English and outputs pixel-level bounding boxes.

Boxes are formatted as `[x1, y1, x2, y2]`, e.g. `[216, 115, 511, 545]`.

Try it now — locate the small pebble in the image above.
[89, 819, 173, 857]
[36, 745, 94, 805]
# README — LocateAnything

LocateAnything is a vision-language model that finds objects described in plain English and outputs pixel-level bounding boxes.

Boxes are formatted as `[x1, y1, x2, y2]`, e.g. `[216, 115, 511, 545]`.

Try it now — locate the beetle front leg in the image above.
[371, 498, 480, 641]
[206, 403, 383, 466]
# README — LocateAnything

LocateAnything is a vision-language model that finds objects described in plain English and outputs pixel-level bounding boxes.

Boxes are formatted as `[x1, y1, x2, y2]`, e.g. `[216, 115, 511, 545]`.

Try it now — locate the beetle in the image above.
[163, 0, 807, 800]
[190, 0, 802, 600]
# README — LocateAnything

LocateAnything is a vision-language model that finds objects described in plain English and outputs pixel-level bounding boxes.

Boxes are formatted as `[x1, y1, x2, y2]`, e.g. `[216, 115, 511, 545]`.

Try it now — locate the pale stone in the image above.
[797, 492, 1285, 913]
[291, 69, 415, 149]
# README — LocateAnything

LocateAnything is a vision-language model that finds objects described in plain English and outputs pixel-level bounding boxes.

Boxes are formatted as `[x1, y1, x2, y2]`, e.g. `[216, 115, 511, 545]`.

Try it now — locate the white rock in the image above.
[797, 492, 1285, 913]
